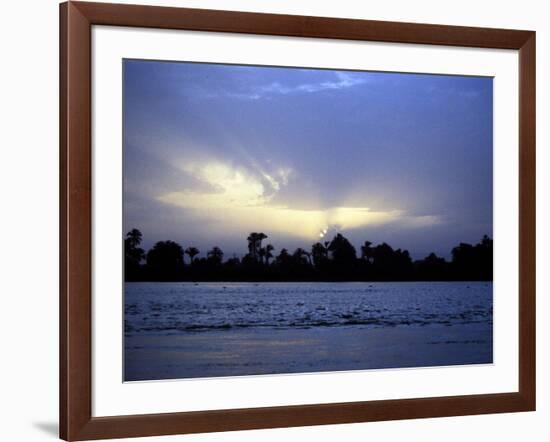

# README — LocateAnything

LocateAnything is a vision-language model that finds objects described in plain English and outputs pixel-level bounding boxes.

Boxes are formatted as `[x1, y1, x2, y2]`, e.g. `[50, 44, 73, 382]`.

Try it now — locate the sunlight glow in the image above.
[157, 160, 439, 239]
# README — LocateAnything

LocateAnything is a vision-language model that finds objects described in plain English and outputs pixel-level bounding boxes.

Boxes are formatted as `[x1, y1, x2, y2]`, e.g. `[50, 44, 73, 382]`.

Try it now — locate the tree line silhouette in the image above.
[125, 228, 492, 282]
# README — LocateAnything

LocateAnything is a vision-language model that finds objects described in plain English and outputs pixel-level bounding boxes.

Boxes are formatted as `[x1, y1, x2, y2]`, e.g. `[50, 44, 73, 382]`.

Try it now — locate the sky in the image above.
[123, 59, 493, 260]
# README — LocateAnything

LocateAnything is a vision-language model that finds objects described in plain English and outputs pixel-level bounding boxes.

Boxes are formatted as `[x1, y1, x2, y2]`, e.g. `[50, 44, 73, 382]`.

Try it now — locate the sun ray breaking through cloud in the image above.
[123, 59, 492, 258]
[157, 160, 440, 240]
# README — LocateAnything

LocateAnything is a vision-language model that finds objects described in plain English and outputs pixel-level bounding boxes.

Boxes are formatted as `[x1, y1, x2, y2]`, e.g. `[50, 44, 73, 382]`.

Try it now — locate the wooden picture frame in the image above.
[60, 1, 536, 440]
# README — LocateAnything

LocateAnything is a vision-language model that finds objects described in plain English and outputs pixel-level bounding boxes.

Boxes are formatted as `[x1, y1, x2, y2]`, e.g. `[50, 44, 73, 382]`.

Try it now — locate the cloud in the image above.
[156, 160, 440, 240]
[401, 215, 442, 228]
[227, 72, 368, 100]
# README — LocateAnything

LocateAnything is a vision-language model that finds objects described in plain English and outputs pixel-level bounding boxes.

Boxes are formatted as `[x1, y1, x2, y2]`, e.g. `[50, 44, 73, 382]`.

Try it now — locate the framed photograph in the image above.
[60, 1, 536, 440]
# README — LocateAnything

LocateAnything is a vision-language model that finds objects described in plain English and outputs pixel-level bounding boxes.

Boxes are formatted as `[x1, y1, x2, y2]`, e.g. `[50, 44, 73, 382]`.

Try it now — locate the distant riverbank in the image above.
[125, 230, 493, 282]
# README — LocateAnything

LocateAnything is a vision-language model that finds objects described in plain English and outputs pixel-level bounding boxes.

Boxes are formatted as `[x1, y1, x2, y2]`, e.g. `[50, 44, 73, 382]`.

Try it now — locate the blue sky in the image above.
[124, 60, 493, 260]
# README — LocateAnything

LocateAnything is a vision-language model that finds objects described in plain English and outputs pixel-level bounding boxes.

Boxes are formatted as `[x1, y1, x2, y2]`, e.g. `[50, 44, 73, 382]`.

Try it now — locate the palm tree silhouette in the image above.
[258, 247, 266, 264]
[246, 232, 268, 262]
[125, 228, 145, 264]
[311, 242, 327, 267]
[124, 228, 493, 282]
[361, 241, 373, 264]
[185, 247, 199, 264]
[126, 228, 143, 248]
[207, 246, 224, 264]
[293, 248, 311, 265]
[265, 244, 275, 265]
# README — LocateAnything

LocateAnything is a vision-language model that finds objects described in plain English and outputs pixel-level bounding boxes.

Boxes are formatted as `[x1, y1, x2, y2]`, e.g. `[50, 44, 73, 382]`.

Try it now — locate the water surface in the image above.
[124, 282, 492, 381]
